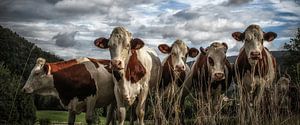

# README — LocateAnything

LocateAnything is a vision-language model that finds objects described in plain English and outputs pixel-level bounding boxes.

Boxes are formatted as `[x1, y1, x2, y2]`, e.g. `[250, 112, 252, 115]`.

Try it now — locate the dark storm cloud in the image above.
[223, 0, 254, 5]
[53, 31, 77, 47]
[173, 9, 198, 20]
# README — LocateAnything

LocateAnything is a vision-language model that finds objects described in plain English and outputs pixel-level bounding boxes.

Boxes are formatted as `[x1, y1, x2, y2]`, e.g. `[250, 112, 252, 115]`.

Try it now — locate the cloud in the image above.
[52, 31, 78, 47]
[0, 0, 299, 60]
[223, 0, 254, 5]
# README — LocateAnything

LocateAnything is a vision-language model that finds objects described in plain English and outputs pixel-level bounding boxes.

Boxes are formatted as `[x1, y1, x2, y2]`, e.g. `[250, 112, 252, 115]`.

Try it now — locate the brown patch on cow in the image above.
[125, 50, 146, 83]
[192, 53, 232, 93]
[88, 58, 112, 73]
[236, 48, 274, 79]
[44, 59, 78, 73]
[52, 64, 97, 105]
[160, 56, 186, 89]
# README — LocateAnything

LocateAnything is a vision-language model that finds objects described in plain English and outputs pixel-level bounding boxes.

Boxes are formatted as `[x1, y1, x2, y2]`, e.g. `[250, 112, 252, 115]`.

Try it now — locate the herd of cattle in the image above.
[22, 24, 285, 125]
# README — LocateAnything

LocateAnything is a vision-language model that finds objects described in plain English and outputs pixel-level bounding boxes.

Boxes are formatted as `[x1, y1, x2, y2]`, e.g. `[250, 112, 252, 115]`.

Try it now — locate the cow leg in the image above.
[106, 103, 117, 125]
[136, 85, 149, 125]
[68, 110, 76, 125]
[86, 95, 97, 125]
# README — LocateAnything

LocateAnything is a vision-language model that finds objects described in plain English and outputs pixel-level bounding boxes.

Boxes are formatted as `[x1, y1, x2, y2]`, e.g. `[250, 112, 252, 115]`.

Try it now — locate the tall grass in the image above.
[145, 68, 300, 125]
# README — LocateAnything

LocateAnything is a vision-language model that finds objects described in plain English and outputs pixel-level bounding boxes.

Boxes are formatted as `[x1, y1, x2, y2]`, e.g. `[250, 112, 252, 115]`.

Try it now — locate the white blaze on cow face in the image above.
[201, 42, 228, 81]
[158, 40, 199, 73]
[22, 58, 55, 95]
[108, 27, 133, 70]
[232, 24, 277, 66]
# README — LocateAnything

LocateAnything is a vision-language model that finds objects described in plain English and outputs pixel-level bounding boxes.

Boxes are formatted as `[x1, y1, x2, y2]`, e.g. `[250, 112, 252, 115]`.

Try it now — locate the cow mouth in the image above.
[250, 56, 260, 60]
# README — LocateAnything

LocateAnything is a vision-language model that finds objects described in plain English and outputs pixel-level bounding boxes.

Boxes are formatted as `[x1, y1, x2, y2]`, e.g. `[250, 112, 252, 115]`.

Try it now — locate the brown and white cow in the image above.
[180, 42, 233, 124]
[22, 57, 116, 125]
[158, 40, 199, 91]
[232, 24, 277, 104]
[157, 40, 198, 122]
[94, 27, 161, 125]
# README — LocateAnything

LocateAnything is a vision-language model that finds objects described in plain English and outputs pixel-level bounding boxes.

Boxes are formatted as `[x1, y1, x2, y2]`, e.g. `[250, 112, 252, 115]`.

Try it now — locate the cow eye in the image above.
[208, 57, 214, 66]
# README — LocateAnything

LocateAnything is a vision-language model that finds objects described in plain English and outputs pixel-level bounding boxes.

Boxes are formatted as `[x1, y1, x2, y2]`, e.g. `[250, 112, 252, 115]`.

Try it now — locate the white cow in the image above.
[94, 27, 161, 125]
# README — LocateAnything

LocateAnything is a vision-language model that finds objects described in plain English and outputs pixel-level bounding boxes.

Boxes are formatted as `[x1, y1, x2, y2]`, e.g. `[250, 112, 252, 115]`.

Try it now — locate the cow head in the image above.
[94, 27, 144, 71]
[201, 42, 228, 81]
[158, 39, 199, 73]
[22, 58, 54, 95]
[232, 24, 277, 65]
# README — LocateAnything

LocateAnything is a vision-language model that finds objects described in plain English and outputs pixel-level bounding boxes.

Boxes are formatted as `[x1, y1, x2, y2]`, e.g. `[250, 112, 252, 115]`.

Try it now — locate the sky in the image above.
[0, 0, 299, 60]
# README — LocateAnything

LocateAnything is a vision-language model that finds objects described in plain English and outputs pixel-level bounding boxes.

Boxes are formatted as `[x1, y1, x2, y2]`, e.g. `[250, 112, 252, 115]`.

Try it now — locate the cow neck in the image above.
[45, 59, 78, 74]
[192, 54, 209, 90]
[125, 50, 146, 83]
[88, 58, 112, 73]
[161, 55, 185, 89]
[51, 63, 97, 106]
[236, 48, 269, 79]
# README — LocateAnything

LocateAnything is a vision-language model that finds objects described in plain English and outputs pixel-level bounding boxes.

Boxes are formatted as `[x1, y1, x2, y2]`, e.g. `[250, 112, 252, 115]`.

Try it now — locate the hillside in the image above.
[0, 25, 63, 79]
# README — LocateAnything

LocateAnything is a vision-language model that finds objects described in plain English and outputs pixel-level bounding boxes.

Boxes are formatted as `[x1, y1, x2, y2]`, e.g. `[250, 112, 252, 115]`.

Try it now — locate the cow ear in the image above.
[232, 32, 244, 41]
[36, 58, 46, 66]
[43, 64, 51, 75]
[131, 38, 145, 50]
[264, 32, 277, 42]
[158, 44, 171, 54]
[94, 37, 109, 49]
[188, 48, 199, 58]
[200, 47, 207, 55]
[222, 42, 228, 53]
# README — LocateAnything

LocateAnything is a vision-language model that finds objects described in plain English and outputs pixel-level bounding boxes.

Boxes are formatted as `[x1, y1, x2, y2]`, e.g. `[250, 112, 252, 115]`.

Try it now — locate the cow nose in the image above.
[111, 60, 123, 70]
[175, 65, 184, 72]
[250, 51, 261, 59]
[123, 95, 130, 103]
[214, 73, 224, 80]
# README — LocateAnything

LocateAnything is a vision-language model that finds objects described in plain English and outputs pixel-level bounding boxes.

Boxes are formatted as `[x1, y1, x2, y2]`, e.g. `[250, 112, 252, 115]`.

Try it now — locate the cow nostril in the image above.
[251, 52, 260, 56]
[175, 65, 184, 71]
[215, 73, 224, 78]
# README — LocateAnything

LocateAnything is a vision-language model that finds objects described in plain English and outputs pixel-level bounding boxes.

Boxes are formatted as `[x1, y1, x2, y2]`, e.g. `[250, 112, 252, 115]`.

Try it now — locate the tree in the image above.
[284, 28, 300, 84]
[0, 63, 36, 124]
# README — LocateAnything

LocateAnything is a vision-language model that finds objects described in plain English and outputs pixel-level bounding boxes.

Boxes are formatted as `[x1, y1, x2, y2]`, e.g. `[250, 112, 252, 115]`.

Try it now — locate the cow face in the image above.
[159, 40, 199, 73]
[201, 42, 228, 81]
[94, 27, 144, 71]
[22, 58, 54, 94]
[232, 24, 277, 65]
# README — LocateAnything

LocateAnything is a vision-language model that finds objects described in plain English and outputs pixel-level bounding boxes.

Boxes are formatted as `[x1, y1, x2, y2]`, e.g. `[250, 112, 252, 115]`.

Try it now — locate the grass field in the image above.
[36, 110, 106, 124]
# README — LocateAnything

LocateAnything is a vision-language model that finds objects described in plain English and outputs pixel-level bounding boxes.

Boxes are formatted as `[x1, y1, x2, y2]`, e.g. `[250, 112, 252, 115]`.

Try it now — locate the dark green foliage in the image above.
[0, 63, 36, 124]
[283, 28, 300, 113]
[284, 28, 300, 83]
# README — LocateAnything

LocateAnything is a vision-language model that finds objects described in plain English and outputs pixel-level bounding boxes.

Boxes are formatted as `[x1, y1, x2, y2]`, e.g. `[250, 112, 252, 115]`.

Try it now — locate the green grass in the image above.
[36, 110, 106, 124]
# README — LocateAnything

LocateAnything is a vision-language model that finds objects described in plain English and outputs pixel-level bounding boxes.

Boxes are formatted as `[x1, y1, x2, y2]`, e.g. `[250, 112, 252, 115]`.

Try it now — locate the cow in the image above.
[180, 42, 233, 124]
[94, 27, 161, 125]
[157, 40, 198, 123]
[22, 57, 116, 125]
[232, 24, 277, 105]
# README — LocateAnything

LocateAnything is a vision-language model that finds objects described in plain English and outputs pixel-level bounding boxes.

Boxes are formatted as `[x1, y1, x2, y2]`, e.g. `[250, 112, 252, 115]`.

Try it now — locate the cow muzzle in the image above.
[213, 72, 225, 81]
[111, 59, 124, 70]
[250, 51, 261, 60]
[174, 65, 185, 72]
[21, 87, 33, 93]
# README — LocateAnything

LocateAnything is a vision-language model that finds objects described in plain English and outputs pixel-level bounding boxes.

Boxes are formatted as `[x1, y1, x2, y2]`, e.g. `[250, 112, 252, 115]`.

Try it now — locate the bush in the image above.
[0, 63, 36, 124]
